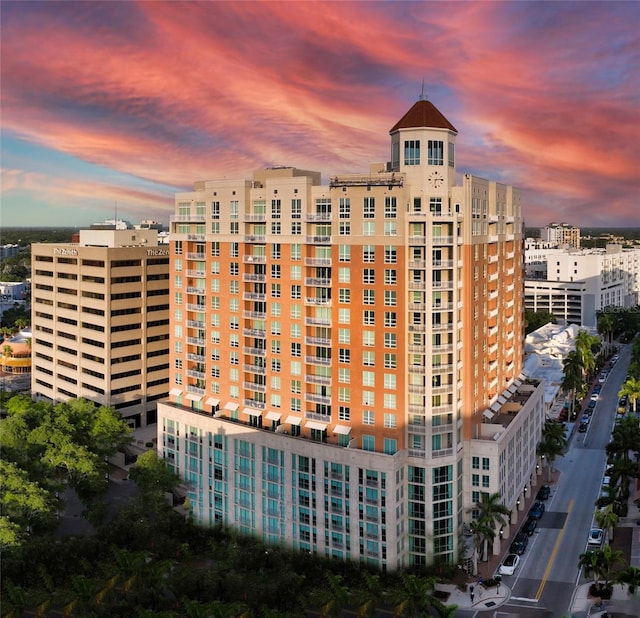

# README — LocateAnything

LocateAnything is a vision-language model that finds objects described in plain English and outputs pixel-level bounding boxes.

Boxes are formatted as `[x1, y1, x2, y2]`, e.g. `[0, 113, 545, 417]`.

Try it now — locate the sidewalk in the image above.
[435, 580, 511, 611]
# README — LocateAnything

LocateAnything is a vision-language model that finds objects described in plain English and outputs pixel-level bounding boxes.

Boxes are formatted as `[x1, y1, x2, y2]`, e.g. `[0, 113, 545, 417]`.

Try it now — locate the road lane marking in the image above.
[535, 498, 574, 600]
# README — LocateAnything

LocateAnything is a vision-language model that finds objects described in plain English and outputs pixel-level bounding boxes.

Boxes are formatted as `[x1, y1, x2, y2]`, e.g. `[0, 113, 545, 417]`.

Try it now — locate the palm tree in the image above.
[537, 421, 567, 483]
[476, 492, 510, 533]
[392, 572, 436, 617]
[594, 504, 618, 542]
[575, 329, 598, 380]
[469, 517, 496, 575]
[578, 549, 604, 586]
[608, 414, 640, 466]
[562, 351, 583, 419]
[619, 377, 640, 414]
[617, 565, 640, 595]
[597, 312, 615, 357]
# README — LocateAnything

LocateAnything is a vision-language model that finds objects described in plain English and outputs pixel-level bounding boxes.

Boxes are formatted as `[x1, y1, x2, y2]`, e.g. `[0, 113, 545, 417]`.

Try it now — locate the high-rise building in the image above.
[158, 99, 545, 570]
[31, 228, 170, 427]
[540, 223, 580, 248]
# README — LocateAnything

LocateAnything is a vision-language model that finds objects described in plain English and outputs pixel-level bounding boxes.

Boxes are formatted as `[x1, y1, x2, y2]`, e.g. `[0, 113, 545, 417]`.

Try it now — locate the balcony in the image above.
[431, 423, 453, 433]
[243, 255, 266, 264]
[243, 292, 266, 301]
[408, 345, 426, 354]
[408, 281, 427, 290]
[433, 236, 454, 245]
[186, 269, 206, 278]
[187, 369, 206, 379]
[172, 214, 206, 223]
[408, 324, 426, 332]
[244, 235, 266, 243]
[187, 234, 206, 242]
[242, 310, 266, 320]
[408, 404, 426, 414]
[408, 423, 427, 434]
[305, 235, 332, 244]
[432, 322, 454, 331]
[408, 260, 426, 269]
[243, 213, 267, 222]
[305, 257, 332, 267]
[245, 363, 266, 375]
[305, 393, 331, 405]
[305, 213, 332, 222]
[305, 374, 331, 386]
[432, 364, 453, 374]
[408, 385, 426, 394]
[186, 286, 206, 295]
[243, 346, 266, 356]
[187, 320, 206, 329]
[408, 365, 426, 374]
[186, 253, 206, 260]
[408, 449, 426, 458]
[186, 385, 205, 396]
[409, 236, 426, 244]
[305, 297, 331, 306]
[243, 381, 266, 393]
[305, 317, 331, 327]
[186, 337, 206, 346]
[432, 281, 454, 289]
[187, 353, 205, 362]
[243, 274, 266, 282]
[305, 277, 332, 287]
[432, 448, 453, 458]
[187, 303, 206, 312]
[432, 260, 454, 268]
[243, 328, 266, 338]
[305, 355, 331, 366]
[305, 336, 331, 347]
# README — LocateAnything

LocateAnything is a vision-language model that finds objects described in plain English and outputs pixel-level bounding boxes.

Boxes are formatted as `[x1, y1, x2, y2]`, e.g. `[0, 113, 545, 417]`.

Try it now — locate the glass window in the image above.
[404, 140, 420, 165]
[428, 140, 444, 165]
[363, 410, 375, 425]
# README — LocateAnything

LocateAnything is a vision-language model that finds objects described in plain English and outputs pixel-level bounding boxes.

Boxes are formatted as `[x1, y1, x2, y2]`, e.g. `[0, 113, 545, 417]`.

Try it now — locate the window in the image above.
[339, 348, 350, 363]
[482, 457, 490, 470]
[339, 222, 350, 235]
[384, 438, 397, 455]
[291, 222, 302, 235]
[291, 244, 301, 260]
[384, 222, 397, 236]
[384, 311, 397, 327]
[384, 291, 397, 306]
[384, 394, 396, 409]
[291, 199, 301, 218]
[363, 410, 375, 425]
[230, 221, 239, 234]
[363, 269, 375, 284]
[363, 310, 375, 325]
[448, 142, 455, 167]
[271, 199, 281, 218]
[472, 456, 479, 469]
[384, 333, 397, 348]
[338, 368, 350, 383]
[404, 140, 420, 165]
[362, 435, 375, 452]
[384, 413, 396, 428]
[384, 196, 397, 218]
[384, 373, 396, 389]
[338, 268, 350, 283]
[291, 285, 301, 299]
[271, 284, 281, 297]
[339, 288, 350, 303]
[339, 245, 350, 262]
[363, 197, 375, 218]
[363, 351, 375, 366]
[384, 246, 397, 263]
[363, 245, 375, 263]
[339, 406, 350, 421]
[428, 140, 444, 165]
[338, 328, 350, 344]
[271, 243, 281, 259]
[362, 371, 375, 387]
[338, 308, 350, 324]
[363, 290, 375, 305]
[339, 198, 350, 218]
[338, 387, 350, 402]
[363, 222, 375, 236]
[271, 264, 281, 279]
[363, 331, 375, 347]
[271, 221, 281, 234]
[384, 353, 396, 369]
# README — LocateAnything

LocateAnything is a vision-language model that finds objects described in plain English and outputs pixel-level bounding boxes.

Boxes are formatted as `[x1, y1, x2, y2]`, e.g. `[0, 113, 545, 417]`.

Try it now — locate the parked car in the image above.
[498, 553, 520, 576]
[598, 373, 608, 383]
[590, 393, 599, 401]
[578, 422, 588, 433]
[528, 501, 546, 519]
[593, 385, 602, 394]
[536, 485, 551, 500]
[587, 400, 597, 411]
[509, 532, 529, 555]
[588, 528, 603, 545]
[581, 415, 590, 424]
[522, 517, 537, 536]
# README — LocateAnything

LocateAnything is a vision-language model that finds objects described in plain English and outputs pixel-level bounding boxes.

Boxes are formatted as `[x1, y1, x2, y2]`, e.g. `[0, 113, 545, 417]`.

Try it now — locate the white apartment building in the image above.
[525, 244, 640, 328]
[31, 229, 170, 427]
[540, 223, 580, 248]
[157, 98, 545, 571]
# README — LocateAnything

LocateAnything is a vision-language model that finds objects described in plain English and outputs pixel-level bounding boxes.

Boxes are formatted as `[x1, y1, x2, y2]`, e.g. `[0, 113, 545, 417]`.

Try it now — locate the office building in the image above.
[31, 228, 170, 427]
[157, 98, 545, 570]
[525, 244, 640, 327]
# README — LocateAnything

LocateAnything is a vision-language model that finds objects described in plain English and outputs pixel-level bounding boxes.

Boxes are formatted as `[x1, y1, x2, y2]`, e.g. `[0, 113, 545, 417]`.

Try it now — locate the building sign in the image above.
[146, 249, 169, 256]
[53, 248, 79, 256]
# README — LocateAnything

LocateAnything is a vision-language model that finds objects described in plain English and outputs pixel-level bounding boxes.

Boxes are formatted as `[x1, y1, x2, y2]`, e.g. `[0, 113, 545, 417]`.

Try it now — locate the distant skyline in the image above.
[1, 0, 638, 228]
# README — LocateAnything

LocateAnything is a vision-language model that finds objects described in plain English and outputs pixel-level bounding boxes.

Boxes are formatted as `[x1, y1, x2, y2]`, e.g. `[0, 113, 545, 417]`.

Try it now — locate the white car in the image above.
[588, 528, 603, 545]
[498, 553, 520, 576]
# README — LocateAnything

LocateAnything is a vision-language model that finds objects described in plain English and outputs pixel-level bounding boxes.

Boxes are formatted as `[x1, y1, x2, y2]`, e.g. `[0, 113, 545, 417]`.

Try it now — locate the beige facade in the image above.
[31, 229, 170, 427]
[540, 223, 581, 248]
[158, 98, 544, 570]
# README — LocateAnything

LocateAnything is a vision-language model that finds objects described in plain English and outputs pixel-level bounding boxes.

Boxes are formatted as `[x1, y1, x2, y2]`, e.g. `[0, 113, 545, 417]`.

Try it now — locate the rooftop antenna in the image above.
[419, 78, 427, 101]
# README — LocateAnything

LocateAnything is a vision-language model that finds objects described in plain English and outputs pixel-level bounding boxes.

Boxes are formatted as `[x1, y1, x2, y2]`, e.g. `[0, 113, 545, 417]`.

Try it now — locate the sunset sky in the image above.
[1, 0, 638, 229]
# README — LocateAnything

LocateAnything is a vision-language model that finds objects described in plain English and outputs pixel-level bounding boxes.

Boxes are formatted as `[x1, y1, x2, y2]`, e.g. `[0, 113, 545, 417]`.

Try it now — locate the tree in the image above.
[562, 351, 584, 419]
[537, 421, 567, 482]
[392, 572, 436, 617]
[619, 377, 640, 414]
[129, 450, 181, 499]
[575, 329, 598, 380]
[618, 566, 640, 595]
[469, 518, 495, 575]
[597, 312, 615, 357]
[594, 504, 618, 543]
[525, 310, 557, 335]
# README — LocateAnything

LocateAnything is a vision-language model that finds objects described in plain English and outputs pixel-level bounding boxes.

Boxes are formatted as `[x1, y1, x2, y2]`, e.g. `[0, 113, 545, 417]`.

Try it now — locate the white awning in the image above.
[333, 425, 352, 435]
[186, 393, 202, 402]
[483, 409, 495, 420]
[497, 395, 508, 404]
[507, 384, 517, 394]
[285, 415, 302, 426]
[224, 402, 239, 411]
[243, 407, 262, 417]
[265, 411, 282, 421]
[490, 401, 501, 412]
[305, 421, 328, 431]
[169, 388, 182, 396]
[206, 397, 220, 407]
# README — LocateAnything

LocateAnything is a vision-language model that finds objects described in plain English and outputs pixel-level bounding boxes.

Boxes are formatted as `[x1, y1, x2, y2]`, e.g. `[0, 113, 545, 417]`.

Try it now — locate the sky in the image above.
[1, 0, 639, 229]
